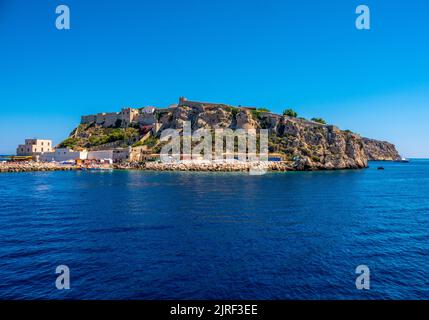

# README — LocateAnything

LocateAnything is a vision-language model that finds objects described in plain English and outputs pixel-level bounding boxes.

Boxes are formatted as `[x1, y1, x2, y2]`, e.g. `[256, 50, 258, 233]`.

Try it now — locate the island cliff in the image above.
[60, 98, 401, 171]
[362, 138, 401, 161]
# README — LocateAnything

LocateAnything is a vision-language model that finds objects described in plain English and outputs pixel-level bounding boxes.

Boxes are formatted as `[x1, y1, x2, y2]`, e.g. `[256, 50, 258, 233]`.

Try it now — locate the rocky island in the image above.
[52, 97, 401, 172]
[3, 97, 402, 173]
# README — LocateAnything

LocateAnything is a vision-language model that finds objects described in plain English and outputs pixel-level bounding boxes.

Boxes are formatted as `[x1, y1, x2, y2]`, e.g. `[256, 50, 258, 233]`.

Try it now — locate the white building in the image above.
[87, 150, 114, 161]
[88, 147, 131, 163]
[39, 148, 88, 163]
[16, 139, 53, 156]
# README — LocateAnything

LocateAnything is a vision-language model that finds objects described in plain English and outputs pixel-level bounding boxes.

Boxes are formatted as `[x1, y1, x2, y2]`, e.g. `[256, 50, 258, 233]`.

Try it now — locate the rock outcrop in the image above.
[362, 138, 401, 161]
[150, 105, 370, 170]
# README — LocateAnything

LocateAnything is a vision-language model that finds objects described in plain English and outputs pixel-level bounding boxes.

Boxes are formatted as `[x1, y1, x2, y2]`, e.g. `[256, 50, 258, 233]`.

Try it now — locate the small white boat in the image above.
[399, 157, 410, 163]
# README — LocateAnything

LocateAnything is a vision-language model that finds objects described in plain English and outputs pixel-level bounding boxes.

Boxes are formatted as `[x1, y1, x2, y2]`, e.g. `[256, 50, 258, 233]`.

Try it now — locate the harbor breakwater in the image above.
[0, 162, 78, 173]
[113, 160, 358, 172]
[2, 159, 368, 173]
[114, 161, 289, 172]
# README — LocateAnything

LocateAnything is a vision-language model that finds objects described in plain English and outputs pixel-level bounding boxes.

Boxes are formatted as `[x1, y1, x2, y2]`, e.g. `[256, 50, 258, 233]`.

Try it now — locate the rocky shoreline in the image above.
[114, 159, 367, 172]
[1, 159, 371, 173]
[0, 162, 77, 173]
[115, 161, 291, 172]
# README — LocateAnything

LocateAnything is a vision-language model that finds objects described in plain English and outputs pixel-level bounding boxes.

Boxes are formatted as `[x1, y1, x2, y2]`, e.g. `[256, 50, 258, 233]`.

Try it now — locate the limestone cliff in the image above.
[154, 105, 368, 170]
[362, 138, 401, 161]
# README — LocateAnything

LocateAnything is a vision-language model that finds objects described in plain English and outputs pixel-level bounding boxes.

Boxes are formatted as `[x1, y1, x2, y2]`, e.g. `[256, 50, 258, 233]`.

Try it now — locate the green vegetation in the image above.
[257, 108, 271, 113]
[230, 107, 239, 118]
[311, 118, 327, 125]
[142, 136, 159, 148]
[132, 140, 145, 147]
[311, 155, 321, 162]
[88, 129, 125, 146]
[251, 110, 261, 120]
[58, 137, 78, 149]
[283, 109, 297, 117]
[59, 127, 141, 149]
[251, 108, 271, 120]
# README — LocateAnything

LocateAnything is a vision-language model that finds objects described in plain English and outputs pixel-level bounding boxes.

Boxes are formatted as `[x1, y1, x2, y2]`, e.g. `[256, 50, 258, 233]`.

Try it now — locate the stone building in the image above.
[39, 148, 88, 163]
[138, 106, 158, 126]
[16, 139, 53, 156]
[87, 147, 131, 163]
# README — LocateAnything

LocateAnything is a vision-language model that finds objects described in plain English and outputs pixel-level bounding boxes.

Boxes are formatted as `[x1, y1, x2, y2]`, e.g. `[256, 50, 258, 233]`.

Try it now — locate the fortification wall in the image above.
[81, 108, 140, 127]
[96, 112, 120, 127]
[121, 108, 139, 126]
[138, 113, 157, 125]
[81, 115, 96, 124]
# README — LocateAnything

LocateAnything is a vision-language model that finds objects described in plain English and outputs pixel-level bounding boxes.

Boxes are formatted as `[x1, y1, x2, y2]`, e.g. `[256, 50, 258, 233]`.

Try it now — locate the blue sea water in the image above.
[0, 161, 428, 300]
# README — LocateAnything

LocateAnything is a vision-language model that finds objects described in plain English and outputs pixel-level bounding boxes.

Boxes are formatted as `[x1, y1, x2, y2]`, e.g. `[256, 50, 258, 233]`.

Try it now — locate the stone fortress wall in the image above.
[177, 96, 257, 112]
[79, 97, 332, 132]
[81, 107, 140, 127]
[80, 97, 264, 129]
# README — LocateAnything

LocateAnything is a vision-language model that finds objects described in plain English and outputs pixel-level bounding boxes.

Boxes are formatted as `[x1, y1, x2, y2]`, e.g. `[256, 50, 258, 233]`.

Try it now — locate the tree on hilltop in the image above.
[311, 117, 327, 124]
[283, 109, 297, 118]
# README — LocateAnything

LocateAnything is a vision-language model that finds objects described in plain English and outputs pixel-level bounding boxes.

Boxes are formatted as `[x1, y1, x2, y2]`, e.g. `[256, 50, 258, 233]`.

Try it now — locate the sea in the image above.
[0, 160, 428, 299]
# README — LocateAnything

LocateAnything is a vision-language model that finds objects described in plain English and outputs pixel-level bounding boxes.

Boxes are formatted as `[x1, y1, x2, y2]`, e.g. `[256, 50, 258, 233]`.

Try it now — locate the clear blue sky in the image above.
[1, 0, 428, 157]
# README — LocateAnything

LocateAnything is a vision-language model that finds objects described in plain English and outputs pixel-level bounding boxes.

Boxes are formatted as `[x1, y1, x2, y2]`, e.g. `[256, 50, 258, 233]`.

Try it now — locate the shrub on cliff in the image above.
[83, 128, 140, 147]
[58, 137, 78, 149]
[132, 140, 144, 147]
[251, 108, 271, 120]
[258, 108, 271, 113]
[311, 118, 327, 124]
[283, 109, 298, 117]
[231, 107, 239, 118]
[143, 136, 159, 148]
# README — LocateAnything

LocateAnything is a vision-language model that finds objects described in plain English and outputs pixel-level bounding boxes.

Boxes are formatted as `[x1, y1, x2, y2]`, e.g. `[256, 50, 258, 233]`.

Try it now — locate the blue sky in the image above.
[0, 0, 428, 157]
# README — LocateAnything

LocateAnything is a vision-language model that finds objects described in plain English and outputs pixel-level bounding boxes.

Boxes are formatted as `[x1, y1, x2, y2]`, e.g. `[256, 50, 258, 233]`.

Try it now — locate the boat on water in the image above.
[398, 157, 410, 163]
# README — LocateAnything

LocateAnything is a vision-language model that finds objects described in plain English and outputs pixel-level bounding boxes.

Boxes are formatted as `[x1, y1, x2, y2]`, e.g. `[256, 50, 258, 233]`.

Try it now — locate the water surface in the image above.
[0, 161, 428, 299]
